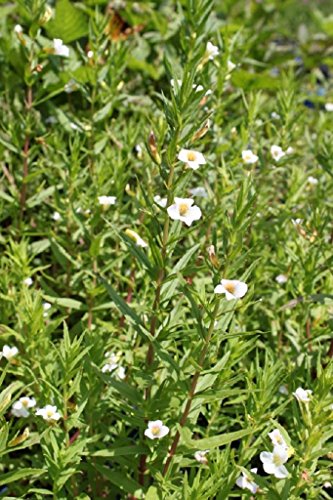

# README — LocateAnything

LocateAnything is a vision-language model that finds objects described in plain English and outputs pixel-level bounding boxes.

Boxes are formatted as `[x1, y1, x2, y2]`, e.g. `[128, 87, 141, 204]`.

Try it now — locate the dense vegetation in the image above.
[0, 0, 332, 498]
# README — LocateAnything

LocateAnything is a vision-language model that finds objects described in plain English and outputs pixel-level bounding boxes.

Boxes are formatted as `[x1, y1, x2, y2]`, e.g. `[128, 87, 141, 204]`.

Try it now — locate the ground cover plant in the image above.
[0, 0, 333, 498]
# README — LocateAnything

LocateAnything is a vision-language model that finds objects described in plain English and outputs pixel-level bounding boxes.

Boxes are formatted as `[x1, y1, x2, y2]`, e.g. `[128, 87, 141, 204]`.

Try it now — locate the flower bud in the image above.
[39, 5, 53, 25]
[192, 119, 211, 141]
[207, 245, 219, 268]
[148, 131, 161, 165]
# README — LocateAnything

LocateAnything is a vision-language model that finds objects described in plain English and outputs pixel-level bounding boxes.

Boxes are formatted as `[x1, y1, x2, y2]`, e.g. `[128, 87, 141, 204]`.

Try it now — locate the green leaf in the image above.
[42, 294, 87, 311]
[91, 445, 147, 457]
[161, 243, 200, 301]
[182, 427, 253, 450]
[46, 0, 88, 43]
[0, 468, 45, 486]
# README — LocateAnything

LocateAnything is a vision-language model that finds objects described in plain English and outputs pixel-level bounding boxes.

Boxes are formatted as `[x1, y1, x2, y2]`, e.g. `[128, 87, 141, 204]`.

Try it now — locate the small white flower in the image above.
[12, 397, 36, 418]
[135, 144, 143, 159]
[268, 429, 289, 450]
[242, 149, 258, 164]
[194, 450, 209, 464]
[206, 41, 219, 60]
[23, 277, 33, 287]
[43, 302, 52, 312]
[102, 363, 118, 373]
[154, 195, 167, 208]
[1, 345, 19, 360]
[260, 445, 289, 479]
[52, 211, 61, 221]
[275, 274, 288, 284]
[214, 279, 248, 300]
[36, 404, 61, 422]
[170, 78, 182, 89]
[271, 112, 280, 120]
[236, 468, 259, 494]
[64, 79, 77, 94]
[325, 103, 333, 112]
[167, 198, 202, 227]
[116, 366, 126, 380]
[307, 176, 318, 185]
[292, 218, 303, 226]
[98, 195, 117, 206]
[227, 60, 236, 72]
[178, 149, 206, 170]
[87, 50, 94, 59]
[14, 24, 23, 34]
[125, 229, 148, 248]
[53, 38, 69, 57]
[286, 146, 294, 154]
[293, 387, 312, 403]
[144, 420, 169, 440]
[270, 145, 286, 162]
[189, 187, 208, 198]
[279, 385, 289, 395]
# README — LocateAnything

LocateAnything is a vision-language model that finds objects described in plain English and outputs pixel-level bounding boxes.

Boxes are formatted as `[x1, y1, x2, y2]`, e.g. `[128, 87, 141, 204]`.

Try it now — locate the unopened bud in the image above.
[39, 5, 53, 25]
[192, 119, 211, 141]
[148, 131, 161, 164]
[207, 245, 219, 268]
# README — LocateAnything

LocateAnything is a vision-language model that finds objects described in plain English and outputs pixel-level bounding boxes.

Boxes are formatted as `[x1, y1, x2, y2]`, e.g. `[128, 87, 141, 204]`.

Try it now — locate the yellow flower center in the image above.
[273, 453, 284, 466]
[224, 282, 235, 294]
[187, 152, 196, 162]
[151, 426, 160, 436]
[21, 399, 29, 408]
[46, 409, 54, 418]
[179, 203, 189, 216]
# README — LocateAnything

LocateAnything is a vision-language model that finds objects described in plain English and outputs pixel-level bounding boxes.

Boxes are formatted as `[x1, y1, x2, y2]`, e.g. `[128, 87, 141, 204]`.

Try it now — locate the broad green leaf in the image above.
[46, 0, 88, 43]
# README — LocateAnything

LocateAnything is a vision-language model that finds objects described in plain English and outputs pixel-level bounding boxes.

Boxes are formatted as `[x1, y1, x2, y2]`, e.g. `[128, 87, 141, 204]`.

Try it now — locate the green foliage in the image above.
[0, 0, 332, 498]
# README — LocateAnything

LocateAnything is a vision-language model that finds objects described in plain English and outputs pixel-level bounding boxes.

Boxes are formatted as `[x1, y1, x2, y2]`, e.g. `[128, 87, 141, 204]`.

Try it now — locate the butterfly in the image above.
[105, 8, 144, 41]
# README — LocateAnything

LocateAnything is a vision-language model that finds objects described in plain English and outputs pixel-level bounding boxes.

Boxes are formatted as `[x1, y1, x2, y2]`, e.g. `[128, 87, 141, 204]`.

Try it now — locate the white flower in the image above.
[167, 198, 202, 227]
[260, 445, 289, 479]
[270, 145, 286, 162]
[52, 211, 61, 221]
[292, 218, 303, 226]
[286, 146, 294, 154]
[268, 429, 288, 450]
[178, 149, 206, 170]
[12, 397, 36, 418]
[307, 176, 318, 185]
[64, 79, 77, 93]
[1, 345, 19, 360]
[135, 144, 143, 159]
[14, 24, 23, 34]
[98, 195, 117, 206]
[102, 362, 118, 373]
[125, 229, 148, 248]
[236, 468, 259, 494]
[275, 274, 288, 284]
[43, 302, 52, 312]
[144, 420, 169, 440]
[242, 149, 258, 164]
[325, 103, 333, 112]
[293, 387, 312, 403]
[227, 60, 236, 72]
[23, 277, 33, 287]
[36, 404, 61, 422]
[279, 385, 289, 395]
[214, 279, 248, 300]
[154, 195, 167, 208]
[271, 112, 280, 120]
[170, 78, 182, 89]
[189, 187, 208, 198]
[116, 366, 126, 380]
[87, 50, 94, 59]
[53, 38, 69, 57]
[194, 450, 209, 464]
[206, 41, 219, 60]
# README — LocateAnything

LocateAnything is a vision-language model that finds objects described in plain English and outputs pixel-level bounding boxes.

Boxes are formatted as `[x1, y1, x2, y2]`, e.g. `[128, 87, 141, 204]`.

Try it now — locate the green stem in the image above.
[162, 300, 220, 476]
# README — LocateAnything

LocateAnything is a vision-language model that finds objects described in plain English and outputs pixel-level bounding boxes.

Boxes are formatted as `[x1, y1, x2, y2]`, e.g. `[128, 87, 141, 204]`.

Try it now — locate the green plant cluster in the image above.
[0, 0, 332, 498]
